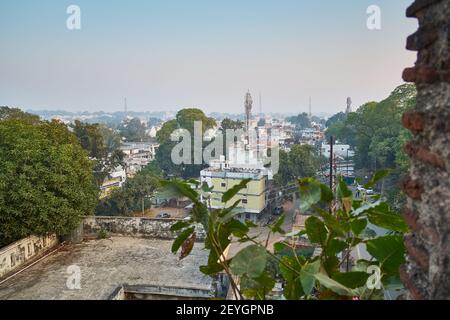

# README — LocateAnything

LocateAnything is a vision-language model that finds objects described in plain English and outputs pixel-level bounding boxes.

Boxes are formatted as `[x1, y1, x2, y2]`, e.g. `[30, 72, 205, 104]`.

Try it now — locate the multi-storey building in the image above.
[200, 158, 268, 222]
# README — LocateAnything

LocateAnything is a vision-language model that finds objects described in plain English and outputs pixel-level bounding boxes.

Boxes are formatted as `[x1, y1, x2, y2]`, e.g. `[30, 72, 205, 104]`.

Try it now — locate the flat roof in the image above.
[0, 237, 211, 300]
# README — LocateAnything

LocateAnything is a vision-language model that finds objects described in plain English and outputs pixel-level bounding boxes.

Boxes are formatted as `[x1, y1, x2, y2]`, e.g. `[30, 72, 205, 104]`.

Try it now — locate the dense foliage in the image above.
[165, 171, 408, 300]
[72, 120, 124, 186]
[274, 144, 320, 187]
[286, 113, 311, 129]
[0, 119, 98, 246]
[95, 162, 161, 216]
[118, 117, 148, 142]
[326, 84, 417, 207]
[155, 108, 216, 179]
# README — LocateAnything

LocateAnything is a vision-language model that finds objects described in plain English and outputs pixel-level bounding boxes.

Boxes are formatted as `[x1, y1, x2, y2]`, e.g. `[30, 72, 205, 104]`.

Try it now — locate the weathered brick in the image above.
[403, 67, 417, 83]
[405, 235, 430, 272]
[406, 0, 443, 18]
[406, 27, 438, 51]
[404, 141, 446, 169]
[403, 207, 420, 233]
[401, 176, 424, 200]
[402, 111, 426, 133]
[399, 265, 426, 300]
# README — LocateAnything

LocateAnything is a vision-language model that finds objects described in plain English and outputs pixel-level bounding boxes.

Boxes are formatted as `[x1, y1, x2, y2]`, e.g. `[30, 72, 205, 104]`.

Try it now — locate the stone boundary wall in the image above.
[0, 234, 59, 279]
[82, 216, 206, 241]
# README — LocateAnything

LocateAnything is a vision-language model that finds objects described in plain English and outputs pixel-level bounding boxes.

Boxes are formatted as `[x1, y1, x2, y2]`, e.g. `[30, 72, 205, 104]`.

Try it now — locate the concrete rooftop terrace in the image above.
[0, 237, 211, 300]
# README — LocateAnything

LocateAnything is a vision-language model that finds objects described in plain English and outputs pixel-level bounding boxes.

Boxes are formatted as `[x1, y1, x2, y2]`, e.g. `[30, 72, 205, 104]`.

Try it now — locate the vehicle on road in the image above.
[156, 213, 171, 219]
[274, 206, 283, 216]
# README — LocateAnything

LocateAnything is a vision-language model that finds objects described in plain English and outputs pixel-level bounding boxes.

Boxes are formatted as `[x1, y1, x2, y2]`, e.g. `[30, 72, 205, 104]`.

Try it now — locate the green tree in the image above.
[96, 163, 161, 216]
[325, 84, 417, 207]
[0, 120, 98, 246]
[155, 108, 216, 179]
[72, 120, 125, 186]
[287, 113, 311, 129]
[325, 112, 346, 128]
[274, 144, 319, 186]
[220, 118, 244, 131]
[165, 171, 407, 300]
[119, 117, 148, 142]
[0, 106, 40, 124]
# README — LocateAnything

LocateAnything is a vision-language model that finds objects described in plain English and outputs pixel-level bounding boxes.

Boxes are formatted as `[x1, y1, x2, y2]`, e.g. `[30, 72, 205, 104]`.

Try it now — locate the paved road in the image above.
[227, 201, 296, 258]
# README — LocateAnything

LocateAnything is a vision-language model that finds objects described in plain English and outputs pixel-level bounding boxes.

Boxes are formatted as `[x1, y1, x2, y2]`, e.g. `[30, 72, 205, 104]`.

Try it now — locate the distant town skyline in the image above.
[0, 0, 417, 114]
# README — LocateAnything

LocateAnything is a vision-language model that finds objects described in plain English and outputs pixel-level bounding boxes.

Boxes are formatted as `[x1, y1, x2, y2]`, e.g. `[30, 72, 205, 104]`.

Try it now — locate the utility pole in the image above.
[329, 136, 334, 191]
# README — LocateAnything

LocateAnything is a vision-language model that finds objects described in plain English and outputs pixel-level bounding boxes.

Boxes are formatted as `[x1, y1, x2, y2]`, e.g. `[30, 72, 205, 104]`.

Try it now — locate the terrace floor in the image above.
[0, 237, 211, 300]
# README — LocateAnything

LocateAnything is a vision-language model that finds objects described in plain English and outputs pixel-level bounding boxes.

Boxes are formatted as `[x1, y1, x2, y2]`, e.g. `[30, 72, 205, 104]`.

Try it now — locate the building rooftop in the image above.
[0, 237, 211, 300]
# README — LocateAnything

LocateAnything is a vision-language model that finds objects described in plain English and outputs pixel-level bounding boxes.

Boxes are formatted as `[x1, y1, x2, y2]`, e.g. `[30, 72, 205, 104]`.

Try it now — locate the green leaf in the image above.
[171, 226, 195, 254]
[319, 184, 334, 203]
[230, 245, 267, 278]
[200, 250, 225, 275]
[225, 219, 249, 238]
[170, 220, 191, 232]
[274, 242, 289, 254]
[332, 272, 369, 289]
[352, 200, 381, 217]
[305, 216, 327, 245]
[325, 239, 347, 256]
[323, 256, 340, 275]
[221, 179, 251, 203]
[366, 235, 405, 274]
[245, 219, 258, 228]
[283, 278, 304, 300]
[240, 272, 276, 300]
[300, 260, 320, 295]
[314, 273, 354, 296]
[364, 169, 390, 189]
[218, 199, 242, 219]
[271, 214, 286, 234]
[279, 256, 299, 282]
[201, 181, 214, 192]
[350, 219, 368, 236]
[299, 177, 322, 212]
[161, 179, 199, 204]
[336, 177, 352, 200]
[200, 262, 224, 275]
[316, 208, 345, 237]
[367, 204, 409, 233]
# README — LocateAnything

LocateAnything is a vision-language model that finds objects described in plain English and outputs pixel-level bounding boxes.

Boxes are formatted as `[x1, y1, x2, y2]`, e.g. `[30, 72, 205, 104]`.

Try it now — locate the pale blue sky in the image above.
[0, 0, 417, 114]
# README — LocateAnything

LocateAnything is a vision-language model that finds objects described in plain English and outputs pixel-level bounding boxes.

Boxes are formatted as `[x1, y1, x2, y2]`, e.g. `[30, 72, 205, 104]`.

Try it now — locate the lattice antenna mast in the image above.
[245, 90, 253, 133]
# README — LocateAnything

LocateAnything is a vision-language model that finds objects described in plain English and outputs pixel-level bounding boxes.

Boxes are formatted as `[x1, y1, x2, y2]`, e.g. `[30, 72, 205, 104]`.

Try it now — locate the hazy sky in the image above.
[0, 0, 417, 115]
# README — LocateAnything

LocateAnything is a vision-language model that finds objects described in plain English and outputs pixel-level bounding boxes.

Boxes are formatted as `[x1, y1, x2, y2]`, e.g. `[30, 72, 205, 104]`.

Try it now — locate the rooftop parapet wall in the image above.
[0, 234, 59, 279]
[82, 216, 206, 241]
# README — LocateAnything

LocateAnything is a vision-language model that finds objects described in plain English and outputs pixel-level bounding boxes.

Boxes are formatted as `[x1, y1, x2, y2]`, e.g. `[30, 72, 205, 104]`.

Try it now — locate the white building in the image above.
[321, 142, 354, 159]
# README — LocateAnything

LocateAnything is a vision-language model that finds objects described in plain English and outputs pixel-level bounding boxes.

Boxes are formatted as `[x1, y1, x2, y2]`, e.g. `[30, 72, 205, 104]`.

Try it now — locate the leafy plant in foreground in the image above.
[164, 170, 408, 300]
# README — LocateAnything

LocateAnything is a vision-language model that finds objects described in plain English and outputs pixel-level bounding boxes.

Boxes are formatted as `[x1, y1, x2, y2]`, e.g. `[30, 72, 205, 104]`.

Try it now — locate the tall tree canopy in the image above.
[118, 117, 148, 142]
[72, 120, 124, 186]
[286, 113, 311, 129]
[274, 144, 319, 187]
[95, 162, 161, 216]
[220, 118, 244, 131]
[0, 106, 40, 124]
[0, 119, 98, 246]
[325, 84, 417, 207]
[155, 108, 216, 178]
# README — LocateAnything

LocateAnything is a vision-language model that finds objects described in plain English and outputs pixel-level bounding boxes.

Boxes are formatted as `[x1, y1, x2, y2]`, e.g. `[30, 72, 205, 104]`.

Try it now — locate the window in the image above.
[221, 182, 226, 187]
[242, 199, 248, 204]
